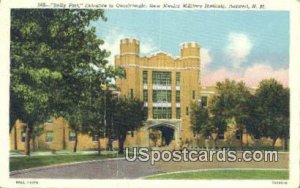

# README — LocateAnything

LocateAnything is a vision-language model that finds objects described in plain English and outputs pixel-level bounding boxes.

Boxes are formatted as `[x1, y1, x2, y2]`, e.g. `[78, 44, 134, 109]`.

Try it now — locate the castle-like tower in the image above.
[115, 38, 201, 147]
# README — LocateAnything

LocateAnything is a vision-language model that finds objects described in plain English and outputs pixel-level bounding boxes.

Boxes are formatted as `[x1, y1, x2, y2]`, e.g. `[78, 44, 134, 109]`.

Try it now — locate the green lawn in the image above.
[145, 170, 289, 180]
[10, 154, 122, 172]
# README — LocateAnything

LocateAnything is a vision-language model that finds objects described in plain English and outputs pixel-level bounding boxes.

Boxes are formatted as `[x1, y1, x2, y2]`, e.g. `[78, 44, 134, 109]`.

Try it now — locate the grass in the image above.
[10, 153, 122, 172]
[145, 169, 289, 180]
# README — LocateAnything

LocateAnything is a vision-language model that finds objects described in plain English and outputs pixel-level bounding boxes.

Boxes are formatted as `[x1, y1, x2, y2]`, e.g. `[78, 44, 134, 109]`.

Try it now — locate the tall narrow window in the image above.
[21, 131, 26, 143]
[176, 72, 180, 86]
[144, 107, 148, 119]
[201, 96, 208, 107]
[69, 131, 76, 142]
[130, 89, 133, 98]
[143, 71, 148, 84]
[186, 107, 189, 116]
[218, 130, 225, 140]
[236, 130, 242, 140]
[192, 90, 195, 99]
[176, 108, 181, 119]
[143, 90, 148, 102]
[92, 134, 99, 142]
[46, 131, 53, 142]
[176, 91, 180, 102]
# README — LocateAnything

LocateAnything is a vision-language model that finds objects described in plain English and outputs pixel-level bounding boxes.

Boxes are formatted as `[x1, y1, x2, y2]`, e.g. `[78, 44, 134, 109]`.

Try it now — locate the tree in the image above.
[10, 9, 109, 155]
[210, 79, 252, 149]
[190, 99, 227, 148]
[244, 94, 262, 143]
[111, 97, 146, 154]
[255, 79, 289, 149]
[190, 101, 209, 136]
[149, 129, 160, 147]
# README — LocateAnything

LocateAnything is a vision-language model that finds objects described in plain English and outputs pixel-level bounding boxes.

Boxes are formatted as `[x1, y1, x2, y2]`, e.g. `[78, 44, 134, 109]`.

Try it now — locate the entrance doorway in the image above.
[148, 124, 175, 147]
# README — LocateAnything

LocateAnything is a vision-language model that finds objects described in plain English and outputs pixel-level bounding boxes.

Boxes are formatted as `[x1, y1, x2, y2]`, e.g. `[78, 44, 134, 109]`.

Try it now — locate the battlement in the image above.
[120, 38, 140, 55]
[121, 38, 140, 45]
[180, 41, 200, 58]
[180, 42, 200, 49]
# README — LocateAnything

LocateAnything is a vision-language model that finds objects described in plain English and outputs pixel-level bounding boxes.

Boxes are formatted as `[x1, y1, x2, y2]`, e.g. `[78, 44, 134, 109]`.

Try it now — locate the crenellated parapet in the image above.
[120, 38, 140, 55]
[180, 42, 200, 59]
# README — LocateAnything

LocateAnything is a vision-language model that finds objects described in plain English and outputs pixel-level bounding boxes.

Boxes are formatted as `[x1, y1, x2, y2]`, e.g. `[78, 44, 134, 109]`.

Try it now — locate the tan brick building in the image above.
[115, 38, 201, 148]
[9, 38, 286, 151]
[114, 39, 285, 149]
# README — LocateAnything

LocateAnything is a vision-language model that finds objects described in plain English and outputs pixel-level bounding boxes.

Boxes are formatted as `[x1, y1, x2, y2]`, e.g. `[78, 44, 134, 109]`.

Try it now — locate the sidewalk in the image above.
[10, 150, 118, 157]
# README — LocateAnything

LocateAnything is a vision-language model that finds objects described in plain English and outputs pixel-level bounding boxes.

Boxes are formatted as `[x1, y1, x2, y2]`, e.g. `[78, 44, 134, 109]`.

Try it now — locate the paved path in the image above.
[10, 153, 288, 179]
[11, 159, 161, 179]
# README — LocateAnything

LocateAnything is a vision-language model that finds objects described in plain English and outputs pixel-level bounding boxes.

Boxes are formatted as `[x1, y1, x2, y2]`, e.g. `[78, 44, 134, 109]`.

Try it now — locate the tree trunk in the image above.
[272, 137, 278, 149]
[62, 127, 66, 150]
[73, 131, 78, 153]
[32, 136, 35, 152]
[118, 135, 125, 154]
[97, 137, 101, 155]
[107, 138, 113, 151]
[25, 126, 31, 156]
[240, 129, 243, 150]
[284, 138, 288, 151]
[213, 137, 217, 149]
[14, 126, 17, 150]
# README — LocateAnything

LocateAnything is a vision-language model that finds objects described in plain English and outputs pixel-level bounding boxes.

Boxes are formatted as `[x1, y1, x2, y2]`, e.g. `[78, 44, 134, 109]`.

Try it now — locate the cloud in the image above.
[202, 62, 288, 87]
[224, 32, 253, 68]
[101, 29, 126, 65]
[140, 39, 158, 55]
[242, 63, 288, 87]
[202, 67, 240, 86]
[202, 33, 287, 87]
[101, 28, 157, 65]
[201, 48, 213, 68]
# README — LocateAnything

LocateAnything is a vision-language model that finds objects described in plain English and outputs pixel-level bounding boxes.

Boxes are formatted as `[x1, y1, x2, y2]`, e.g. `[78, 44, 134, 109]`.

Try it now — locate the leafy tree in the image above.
[81, 87, 114, 154]
[255, 79, 289, 149]
[190, 99, 227, 148]
[10, 9, 110, 155]
[190, 101, 209, 136]
[149, 129, 160, 147]
[244, 94, 262, 142]
[111, 97, 145, 154]
[210, 79, 252, 149]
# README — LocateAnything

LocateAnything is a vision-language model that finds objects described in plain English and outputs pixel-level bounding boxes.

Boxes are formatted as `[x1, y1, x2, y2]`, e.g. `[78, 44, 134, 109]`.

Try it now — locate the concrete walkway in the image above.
[10, 153, 288, 179]
[10, 150, 118, 157]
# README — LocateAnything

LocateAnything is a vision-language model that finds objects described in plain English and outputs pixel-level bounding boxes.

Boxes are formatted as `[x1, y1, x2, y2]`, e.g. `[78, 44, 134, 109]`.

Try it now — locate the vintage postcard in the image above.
[0, 0, 299, 188]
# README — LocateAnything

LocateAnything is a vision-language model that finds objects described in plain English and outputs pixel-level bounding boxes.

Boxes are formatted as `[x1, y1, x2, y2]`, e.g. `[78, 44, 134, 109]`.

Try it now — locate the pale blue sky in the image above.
[91, 10, 289, 87]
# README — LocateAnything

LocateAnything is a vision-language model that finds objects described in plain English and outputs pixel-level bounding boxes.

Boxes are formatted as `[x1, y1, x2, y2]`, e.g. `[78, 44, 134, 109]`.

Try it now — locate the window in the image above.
[152, 71, 171, 85]
[201, 96, 208, 107]
[186, 107, 189, 116]
[192, 90, 195, 99]
[218, 133, 225, 140]
[176, 91, 180, 102]
[92, 134, 99, 142]
[176, 72, 180, 86]
[45, 131, 53, 142]
[69, 131, 76, 142]
[21, 131, 26, 142]
[143, 90, 148, 102]
[130, 89, 133, 98]
[153, 90, 171, 103]
[143, 71, 148, 84]
[153, 107, 172, 119]
[254, 134, 260, 139]
[143, 107, 148, 119]
[46, 117, 54, 124]
[176, 107, 181, 119]
[236, 130, 242, 140]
